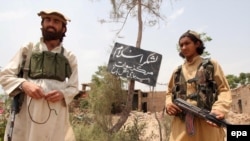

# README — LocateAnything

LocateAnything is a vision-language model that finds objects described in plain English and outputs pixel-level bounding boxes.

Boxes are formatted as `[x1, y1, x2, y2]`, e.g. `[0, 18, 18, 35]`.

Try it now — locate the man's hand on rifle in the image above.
[166, 103, 182, 116]
[206, 109, 225, 127]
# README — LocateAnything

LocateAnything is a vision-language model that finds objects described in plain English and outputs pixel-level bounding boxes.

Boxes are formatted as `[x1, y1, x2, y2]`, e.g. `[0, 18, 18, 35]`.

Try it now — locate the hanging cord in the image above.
[28, 98, 57, 124]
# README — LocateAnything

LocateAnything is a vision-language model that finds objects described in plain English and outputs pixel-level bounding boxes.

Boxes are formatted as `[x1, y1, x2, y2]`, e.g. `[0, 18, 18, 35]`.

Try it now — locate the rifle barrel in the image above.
[174, 98, 230, 127]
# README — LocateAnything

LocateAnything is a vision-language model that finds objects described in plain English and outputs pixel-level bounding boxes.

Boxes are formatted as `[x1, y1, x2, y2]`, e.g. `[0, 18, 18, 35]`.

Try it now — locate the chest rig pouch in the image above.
[29, 46, 72, 81]
[172, 58, 218, 111]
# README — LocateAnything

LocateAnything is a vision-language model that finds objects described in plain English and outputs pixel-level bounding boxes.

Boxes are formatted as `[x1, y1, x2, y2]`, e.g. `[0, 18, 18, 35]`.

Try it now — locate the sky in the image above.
[0, 0, 250, 93]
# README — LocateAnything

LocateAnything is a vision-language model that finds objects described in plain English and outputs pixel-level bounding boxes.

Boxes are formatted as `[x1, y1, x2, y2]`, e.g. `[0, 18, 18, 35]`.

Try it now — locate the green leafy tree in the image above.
[226, 72, 250, 89]
[89, 65, 127, 132]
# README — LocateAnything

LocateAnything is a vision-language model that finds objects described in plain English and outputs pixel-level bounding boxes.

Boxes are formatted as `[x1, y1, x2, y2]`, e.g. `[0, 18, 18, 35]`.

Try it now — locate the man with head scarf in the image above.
[165, 30, 232, 141]
[0, 10, 78, 141]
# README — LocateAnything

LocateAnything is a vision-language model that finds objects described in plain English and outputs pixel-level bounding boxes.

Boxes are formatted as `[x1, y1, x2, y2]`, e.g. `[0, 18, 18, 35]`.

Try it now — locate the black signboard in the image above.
[107, 42, 162, 86]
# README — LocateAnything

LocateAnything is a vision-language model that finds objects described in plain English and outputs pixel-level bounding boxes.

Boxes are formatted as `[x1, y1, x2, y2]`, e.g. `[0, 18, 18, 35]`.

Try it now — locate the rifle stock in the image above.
[173, 98, 230, 127]
[7, 93, 24, 141]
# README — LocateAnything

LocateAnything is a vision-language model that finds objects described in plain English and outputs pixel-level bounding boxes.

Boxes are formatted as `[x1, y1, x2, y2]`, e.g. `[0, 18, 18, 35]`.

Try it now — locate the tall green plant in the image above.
[70, 65, 153, 140]
[89, 65, 127, 132]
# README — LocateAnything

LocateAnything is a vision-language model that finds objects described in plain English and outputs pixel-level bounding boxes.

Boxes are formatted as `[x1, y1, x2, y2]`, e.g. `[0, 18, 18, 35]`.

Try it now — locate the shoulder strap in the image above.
[201, 58, 210, 66]
[23, 43, 33, 79]
[196, 58, 210, 71]
[61, 47, 64, 54]
[174, 65, 182, 84]
[201, 58, 214, 81]
[172, 65, 188, 100]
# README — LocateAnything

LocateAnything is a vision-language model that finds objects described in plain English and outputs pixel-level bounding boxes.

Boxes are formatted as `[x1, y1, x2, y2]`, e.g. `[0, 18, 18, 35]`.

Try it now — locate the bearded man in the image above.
[0, 10, 79, 141]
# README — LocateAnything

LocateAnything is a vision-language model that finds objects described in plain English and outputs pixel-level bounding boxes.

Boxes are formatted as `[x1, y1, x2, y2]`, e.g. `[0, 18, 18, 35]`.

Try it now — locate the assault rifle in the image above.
[8, 93, 24, 141]
[173, 98, 231, 127]
[7, 43, 31, 141]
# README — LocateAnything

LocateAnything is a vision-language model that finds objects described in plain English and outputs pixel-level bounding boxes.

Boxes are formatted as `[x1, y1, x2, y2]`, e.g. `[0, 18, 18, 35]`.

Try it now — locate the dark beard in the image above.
[41, 27, 64, 41]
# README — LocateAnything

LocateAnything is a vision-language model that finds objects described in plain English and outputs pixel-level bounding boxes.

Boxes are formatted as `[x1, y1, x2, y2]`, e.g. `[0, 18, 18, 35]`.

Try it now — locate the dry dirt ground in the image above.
[123, 111, 250, 141]
[121, 111, 168, 141]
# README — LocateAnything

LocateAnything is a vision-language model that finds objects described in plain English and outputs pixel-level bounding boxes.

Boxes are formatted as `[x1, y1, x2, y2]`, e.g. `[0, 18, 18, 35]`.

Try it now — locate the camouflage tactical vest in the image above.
[172, 58, 218, 110]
